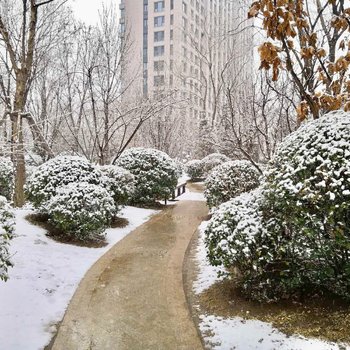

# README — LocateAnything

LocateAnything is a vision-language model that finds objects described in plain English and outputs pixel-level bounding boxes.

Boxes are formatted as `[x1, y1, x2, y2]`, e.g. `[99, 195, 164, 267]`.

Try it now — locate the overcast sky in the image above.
[70, 0, 119, 25]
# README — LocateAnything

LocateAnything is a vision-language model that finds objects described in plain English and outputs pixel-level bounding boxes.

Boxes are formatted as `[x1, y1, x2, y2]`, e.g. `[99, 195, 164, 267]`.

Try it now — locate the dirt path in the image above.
[51, 200, 207, 350]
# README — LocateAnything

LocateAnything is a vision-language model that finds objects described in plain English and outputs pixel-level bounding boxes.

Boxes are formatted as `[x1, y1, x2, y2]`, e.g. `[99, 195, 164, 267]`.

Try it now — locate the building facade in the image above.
[119, 0, 254, 148]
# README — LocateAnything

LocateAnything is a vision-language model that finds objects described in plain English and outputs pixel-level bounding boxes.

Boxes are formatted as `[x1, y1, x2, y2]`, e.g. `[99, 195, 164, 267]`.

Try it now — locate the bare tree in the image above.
[0, 0, 68, 206]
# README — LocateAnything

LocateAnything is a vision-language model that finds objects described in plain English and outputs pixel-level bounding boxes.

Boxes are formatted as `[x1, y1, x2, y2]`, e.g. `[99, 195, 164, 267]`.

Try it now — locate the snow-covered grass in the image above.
[199, 315, 343, 350]
[194, 221, 349, 350]
[0, 206, 157, 350]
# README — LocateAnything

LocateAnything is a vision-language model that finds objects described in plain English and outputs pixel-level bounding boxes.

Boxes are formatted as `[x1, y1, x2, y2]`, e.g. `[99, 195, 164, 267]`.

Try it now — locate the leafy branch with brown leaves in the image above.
[249, 0, 350, 121]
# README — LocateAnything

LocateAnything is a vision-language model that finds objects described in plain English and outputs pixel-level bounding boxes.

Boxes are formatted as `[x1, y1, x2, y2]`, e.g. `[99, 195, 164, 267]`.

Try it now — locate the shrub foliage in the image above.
[116, 148, 178, 204]
[26, 155, 103, 210]
[0, 158, 14, 200]
[100, 165, 135, 206]
[47, 183, 115, 239]
[0, 196, 15, 281]
[204, 160, 261, 208]
[201, 153, 230, 175]
[205, 111, 350, 302]
[186, 159, 204, 180]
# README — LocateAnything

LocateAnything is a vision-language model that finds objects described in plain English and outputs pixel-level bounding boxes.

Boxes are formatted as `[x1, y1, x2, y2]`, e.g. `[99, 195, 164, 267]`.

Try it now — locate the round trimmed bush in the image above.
[186, 159, 204, 180]
[201, 153, 230, 175]
[116, 148, 178, 204]
[0, 196, 15, 281]
[262, 110, 350, 299]
[206, 111, 350, 302]
[204, 160, 261, 208]
[205, 189, 302, 302]
[100, 165, 135, 206]
[46, 182, 115, 239]
[0, 157, 14, 200]
[26, 155, 104, 210]
[205, 189, 264, 270]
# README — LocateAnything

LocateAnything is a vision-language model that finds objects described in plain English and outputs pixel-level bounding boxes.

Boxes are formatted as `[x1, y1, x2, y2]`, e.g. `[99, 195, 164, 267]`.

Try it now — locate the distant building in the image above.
[119, 0, 254, 144]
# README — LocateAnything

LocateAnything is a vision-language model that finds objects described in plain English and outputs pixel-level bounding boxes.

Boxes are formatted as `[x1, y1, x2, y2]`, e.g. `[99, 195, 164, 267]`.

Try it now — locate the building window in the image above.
[170, 44, 174, 55]
[154, 1, 165, 12]
[154, 45, 165, 56]
[170, 75, 174, 86]
[154, 16, 165, 27]
[182, 1, 187, 13]
[154, 60, 165, 71]
[170, 14, 174, 25]
[170, 29, 173, 40]
[154, 31, 165, 42]
[171, 0, 174, 10]
[154, 75, 165, 86]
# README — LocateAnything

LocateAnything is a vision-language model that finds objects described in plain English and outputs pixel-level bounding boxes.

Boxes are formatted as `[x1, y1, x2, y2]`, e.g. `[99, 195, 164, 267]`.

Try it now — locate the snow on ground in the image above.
[178, 181, 206, 202]
[178, 190, 206, 201]
[0, 206, 157, 350]
[193, 221, 224, 294]
[194, 221, 349, 350]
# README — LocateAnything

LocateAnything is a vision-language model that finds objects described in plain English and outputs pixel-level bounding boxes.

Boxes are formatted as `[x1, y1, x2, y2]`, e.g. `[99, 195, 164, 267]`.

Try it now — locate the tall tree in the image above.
[0, 0, 66, 206]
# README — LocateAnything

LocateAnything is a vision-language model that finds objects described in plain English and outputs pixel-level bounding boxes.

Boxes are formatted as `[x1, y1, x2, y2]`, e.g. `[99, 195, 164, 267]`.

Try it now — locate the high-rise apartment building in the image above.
[119, 0, 254, 131]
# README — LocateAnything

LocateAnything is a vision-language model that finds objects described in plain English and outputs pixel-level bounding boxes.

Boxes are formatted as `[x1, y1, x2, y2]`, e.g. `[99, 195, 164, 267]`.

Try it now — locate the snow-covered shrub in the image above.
[205, 111, 350, 302]
[186, 159, 204, 180]
[0, 196, 15, 281]
[26, 155, 103, 210]
[261, 110, 350, 300]
[204, 160, 261, 208]
[205, 189, 305, 302]
[0, 157, 14, 200]
[116, 148, 178, 204]
[201, 153, 230, 175]
[205, 189, 263, 270]
[100, 165, 135, 206]
[47, 183, 115, 239]
[174, 159, 185, 178]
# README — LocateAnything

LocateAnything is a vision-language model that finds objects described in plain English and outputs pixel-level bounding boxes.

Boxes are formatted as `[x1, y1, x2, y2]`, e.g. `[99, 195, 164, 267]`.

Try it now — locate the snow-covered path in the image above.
[0, 207, 156, 350]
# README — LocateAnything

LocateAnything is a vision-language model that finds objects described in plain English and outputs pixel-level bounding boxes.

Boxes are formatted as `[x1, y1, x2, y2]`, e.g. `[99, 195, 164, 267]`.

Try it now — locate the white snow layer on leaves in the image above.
[194, 218, 349, 350]
[0, 206, 157, 350]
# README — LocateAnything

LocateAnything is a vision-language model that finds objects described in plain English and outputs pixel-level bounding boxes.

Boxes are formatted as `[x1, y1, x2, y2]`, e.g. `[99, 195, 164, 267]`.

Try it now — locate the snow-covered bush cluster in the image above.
[47, 183, 115, 239]
[116, 148, 178, 205]
[26, 155, 103, 210]
[100, 165, 135, 206]
[186, 159, 204, 180]
[204, 160, 261, 208]
[26, 155, 116, 240]
[186, 153, 230, 181]
[0, 157, 14, 200]
[201, 153, 230, 175]
[0, 196, 15, 281]
[205, 111, 350, 302]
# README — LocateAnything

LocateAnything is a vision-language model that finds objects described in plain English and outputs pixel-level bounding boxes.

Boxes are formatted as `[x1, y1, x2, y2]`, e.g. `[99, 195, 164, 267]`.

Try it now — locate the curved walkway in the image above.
[51, 200, 207, 350]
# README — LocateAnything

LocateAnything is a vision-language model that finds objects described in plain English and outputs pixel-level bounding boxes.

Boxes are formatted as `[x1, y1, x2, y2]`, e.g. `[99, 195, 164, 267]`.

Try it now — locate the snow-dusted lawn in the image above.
[195, 221, 350, 350]
[0, 206, 156, 350]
